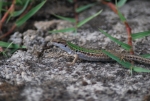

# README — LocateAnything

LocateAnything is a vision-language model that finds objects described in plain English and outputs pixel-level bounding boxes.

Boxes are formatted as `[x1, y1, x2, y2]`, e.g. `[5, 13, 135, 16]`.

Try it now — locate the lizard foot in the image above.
[66, 54, 78, 66]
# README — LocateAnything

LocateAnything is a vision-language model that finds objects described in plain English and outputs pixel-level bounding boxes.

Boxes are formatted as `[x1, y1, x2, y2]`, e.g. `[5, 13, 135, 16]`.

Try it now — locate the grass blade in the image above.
[76, 3, 96, 13]
[132, 31, 150, 40]
[12, 0, 30, 17]
[15, 0, 46, 26]
[0, 41, 26, 49]
[53, 14, 75, 23]
[0, 0, 3, 18]
[99, 29, 131, 51]
[133, 66, 150, 72]
[118, 10, 126, 22]
[49, 10, 102, 33]
[49, 27, 75, 33]
[77, 10, 102, 27]
[117, 0, 127, 7]
[67, 0, 73, 3]
[140, 54, 150, 58]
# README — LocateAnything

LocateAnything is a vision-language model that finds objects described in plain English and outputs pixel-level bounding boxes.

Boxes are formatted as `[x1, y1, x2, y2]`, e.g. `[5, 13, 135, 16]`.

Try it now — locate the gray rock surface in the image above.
[0, 1, 150, 101]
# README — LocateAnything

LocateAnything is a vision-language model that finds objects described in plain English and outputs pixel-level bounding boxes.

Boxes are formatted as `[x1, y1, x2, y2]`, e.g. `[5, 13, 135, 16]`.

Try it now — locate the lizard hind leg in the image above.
[114, 51, 126, 62]
[110, 50, 126, 62]
[119, 54, 135, 75]
[129, 61, 135, 76]
[116, 54, 134, 76]
[120, 55, 126, 62]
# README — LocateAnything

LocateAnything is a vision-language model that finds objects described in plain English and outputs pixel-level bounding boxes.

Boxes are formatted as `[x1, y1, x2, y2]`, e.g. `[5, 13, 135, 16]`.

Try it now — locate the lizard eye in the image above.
[75, 50, 78, 52]
[64, 45, 67, 47]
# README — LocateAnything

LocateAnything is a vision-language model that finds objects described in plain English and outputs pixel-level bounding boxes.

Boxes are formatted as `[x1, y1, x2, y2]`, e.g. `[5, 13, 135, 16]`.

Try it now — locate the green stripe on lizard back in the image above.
[66, 41, 102, 54]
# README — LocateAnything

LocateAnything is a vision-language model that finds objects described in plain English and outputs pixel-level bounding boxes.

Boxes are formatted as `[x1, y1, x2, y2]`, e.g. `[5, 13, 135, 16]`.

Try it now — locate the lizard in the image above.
[52, 38, 150, 65]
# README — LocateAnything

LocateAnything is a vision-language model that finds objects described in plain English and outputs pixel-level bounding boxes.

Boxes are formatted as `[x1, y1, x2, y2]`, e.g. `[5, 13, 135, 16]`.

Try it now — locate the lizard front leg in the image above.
[67, 54, 78, 65]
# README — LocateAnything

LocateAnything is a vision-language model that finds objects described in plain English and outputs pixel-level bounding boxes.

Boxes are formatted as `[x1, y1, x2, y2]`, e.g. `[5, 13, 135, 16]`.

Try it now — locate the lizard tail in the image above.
[124, 55, 150, 65]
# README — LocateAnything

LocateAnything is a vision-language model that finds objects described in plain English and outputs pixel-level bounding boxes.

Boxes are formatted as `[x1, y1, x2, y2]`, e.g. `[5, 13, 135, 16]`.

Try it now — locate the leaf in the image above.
[0, 41, 26, 49]
[1, 51, 8, 57]
[140, 54, 150, 58]
[132, 31, 150, 40]
[12, 0, 30, 17]
[99, 29, 131, 51]
[53, 14, 75, 23]
[49, 27, 76, 33]
[76, 3, 96, 13]
[67, 0, 73, 3]
[49, 10, 102, 33]
[133, 66, 150, 72]
[118, 10, 126, 22]
[0, 0, 3, 18]
[15, 0, 46, 26]
[117, 0, 127, 7]
[77, 10, 102, 27]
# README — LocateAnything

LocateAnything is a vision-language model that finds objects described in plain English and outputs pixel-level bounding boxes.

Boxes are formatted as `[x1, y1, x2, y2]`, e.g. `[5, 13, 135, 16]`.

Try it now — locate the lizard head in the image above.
[52, 38, 72, 54]
[52, 38, 68, 48]
[52, 38, 67, 45]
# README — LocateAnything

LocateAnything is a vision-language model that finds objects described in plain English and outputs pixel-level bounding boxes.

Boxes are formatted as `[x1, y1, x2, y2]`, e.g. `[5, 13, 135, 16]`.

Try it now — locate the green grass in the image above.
[99, 29, 131, 51]
[0, 0, 46, 56]
[76, 3, 96, 13]
[102, 50, 150, 73]
[49, 10, 102, 33]
[0, 41, 26, 57]
[16, 0, 46, 26]
[132, 31, 150, 40]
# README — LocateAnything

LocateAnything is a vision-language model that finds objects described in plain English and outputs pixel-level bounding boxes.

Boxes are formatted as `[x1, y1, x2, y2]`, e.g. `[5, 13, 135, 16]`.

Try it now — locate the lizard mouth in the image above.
[52, 38, 67, 45]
